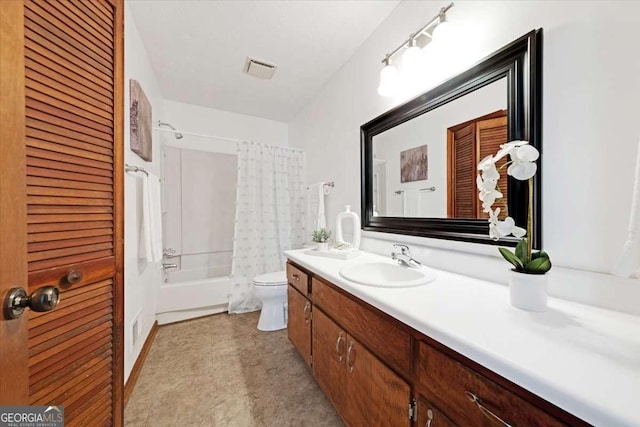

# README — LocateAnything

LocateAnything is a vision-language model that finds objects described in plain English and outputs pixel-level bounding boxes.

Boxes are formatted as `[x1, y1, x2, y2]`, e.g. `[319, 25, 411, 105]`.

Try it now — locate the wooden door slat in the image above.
[50, 370, 111, 409]
[28, 228, 113, 243]
[74, 0, 113, 29]
[28, 235, 113, 253]
[31, 353, 112, 403]
[28, 242, 113, 262]
[28, 221, 113, 233]
[27, 109, 113, 143]
[63, 380, 112, 424]
[26, 117, 113, 149]
[29, 307, 111, 348]
[69, 0, 114, 39]
[25, 0, 113, 60]
[27, 138, 112, 164]
[24, 24, 112, 86]
[28, 249, 113, 271]
[27, 166, 113, 185]
[27, 145, 113, 172]
[30, 344, 111, 392]
[29, 314, 112, 357]
[26, 68, 113, 116]
[26, 86, 112, 127]
[24, 49, 112, 98]
[27, 155, 113, 179]
[30, 298, 111, 337]
[28, 213, 113, 224]
[27, 177, 113, 192]
[28, 321, 112, 368]
[66, 385, 112, 426]
[90, 0, 115, 23]
[27, 185, 113, 199]
[27, 196, 114, 207]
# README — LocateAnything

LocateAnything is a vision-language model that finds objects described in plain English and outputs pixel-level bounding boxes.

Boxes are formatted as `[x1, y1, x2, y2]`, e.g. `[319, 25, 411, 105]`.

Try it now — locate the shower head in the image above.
[158, 121, 184, 139]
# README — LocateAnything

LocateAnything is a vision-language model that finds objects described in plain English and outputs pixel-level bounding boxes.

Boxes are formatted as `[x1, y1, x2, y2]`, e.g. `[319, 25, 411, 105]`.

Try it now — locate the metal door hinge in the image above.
[409, 398, 417, 421]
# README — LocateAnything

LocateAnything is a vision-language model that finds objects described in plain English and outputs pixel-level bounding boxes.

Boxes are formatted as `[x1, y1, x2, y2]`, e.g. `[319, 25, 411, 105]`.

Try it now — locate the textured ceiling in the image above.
[128, 0, 400, 122]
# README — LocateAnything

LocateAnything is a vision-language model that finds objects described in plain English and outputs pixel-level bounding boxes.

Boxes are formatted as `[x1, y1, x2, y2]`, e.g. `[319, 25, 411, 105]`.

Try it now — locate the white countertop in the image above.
[285, 249, 640, 427]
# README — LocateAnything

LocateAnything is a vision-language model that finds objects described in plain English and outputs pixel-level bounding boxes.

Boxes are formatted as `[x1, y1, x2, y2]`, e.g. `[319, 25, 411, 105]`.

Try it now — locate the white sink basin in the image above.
[339, 261, 436, 288]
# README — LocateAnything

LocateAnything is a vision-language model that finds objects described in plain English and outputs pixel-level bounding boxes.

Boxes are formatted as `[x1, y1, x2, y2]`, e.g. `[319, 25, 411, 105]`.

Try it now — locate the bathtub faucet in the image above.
[162, 263, 178, 270]
[163, 248, 178, 257]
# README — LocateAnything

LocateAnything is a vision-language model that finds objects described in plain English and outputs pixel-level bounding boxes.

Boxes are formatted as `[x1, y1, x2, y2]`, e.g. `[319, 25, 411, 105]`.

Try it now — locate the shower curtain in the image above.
[228, 141, 306, 313]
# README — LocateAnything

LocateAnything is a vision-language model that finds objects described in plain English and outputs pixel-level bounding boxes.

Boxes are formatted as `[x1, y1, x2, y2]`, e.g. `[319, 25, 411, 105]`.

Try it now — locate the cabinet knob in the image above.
[335, 332, 345, 362]
[346, 341, 356, 372]
[303, 301, 311, 324]
[66, 269, 83, 284]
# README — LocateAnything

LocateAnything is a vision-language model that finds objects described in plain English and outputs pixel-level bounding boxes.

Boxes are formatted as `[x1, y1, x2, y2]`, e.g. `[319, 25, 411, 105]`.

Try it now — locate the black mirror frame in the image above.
[361, 29, 542, 247]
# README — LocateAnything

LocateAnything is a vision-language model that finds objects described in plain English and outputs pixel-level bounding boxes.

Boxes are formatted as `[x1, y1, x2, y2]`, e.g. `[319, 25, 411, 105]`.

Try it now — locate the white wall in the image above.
[289, 1, 640, 313]
[163, 100, 289, 149]
[124, 2, 165, 381]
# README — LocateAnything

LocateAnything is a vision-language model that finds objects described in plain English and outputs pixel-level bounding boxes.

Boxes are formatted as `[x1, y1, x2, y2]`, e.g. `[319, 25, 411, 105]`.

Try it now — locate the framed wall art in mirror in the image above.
[361, 29, 542, 247]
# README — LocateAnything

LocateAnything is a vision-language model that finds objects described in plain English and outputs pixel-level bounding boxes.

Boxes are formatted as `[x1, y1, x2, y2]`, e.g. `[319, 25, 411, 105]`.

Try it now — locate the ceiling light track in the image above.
[380, 2, 454, 65]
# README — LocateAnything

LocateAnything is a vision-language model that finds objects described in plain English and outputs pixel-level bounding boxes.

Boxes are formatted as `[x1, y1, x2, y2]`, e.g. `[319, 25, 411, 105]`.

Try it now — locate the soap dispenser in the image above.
[335, 205, 361, 250]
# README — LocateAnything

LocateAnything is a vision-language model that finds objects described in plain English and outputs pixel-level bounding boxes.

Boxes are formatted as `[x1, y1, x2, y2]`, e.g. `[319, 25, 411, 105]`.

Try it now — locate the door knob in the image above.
[4, 286, 60, 319]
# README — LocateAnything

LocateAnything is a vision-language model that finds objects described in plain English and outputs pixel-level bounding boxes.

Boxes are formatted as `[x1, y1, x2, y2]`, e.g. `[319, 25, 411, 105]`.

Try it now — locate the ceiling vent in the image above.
[243, 57, 277, 80]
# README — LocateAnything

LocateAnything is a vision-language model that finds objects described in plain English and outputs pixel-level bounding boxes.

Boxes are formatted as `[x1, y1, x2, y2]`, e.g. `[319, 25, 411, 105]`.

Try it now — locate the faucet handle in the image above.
[392, 244, 410, 255]
[163, 248, 177, 257]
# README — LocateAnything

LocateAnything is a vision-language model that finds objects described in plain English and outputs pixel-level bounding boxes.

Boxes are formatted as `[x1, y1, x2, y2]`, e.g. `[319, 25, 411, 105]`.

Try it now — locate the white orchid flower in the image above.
[495, 216, 527, 239]
[488, 207, 500, 224]
[507, 145, 539, 180]
[494, 140, 529, 162]
[479, 188, 503, 210]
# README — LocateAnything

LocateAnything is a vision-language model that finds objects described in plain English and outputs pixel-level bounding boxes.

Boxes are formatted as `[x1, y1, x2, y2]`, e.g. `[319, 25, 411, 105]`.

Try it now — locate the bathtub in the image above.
[156, 266, 231, 325]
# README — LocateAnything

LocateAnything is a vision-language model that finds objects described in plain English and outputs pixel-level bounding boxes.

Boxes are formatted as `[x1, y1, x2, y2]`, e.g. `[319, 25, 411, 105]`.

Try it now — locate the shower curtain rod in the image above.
[153, 127, 243, 143]
[154, 127, 305, 152]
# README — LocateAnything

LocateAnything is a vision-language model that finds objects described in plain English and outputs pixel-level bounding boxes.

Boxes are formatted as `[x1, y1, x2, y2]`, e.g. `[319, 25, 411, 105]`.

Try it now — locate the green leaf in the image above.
[531, 250, 549, 261]
[526, 256, 552, 273]
[499, 247, 524, 271]
[515, 239, 528, 265]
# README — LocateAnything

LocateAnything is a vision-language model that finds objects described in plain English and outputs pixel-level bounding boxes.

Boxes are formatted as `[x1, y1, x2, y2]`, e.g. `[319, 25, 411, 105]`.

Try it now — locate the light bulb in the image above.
[402, 45, 423, 73]
[377, 63, 399, 97]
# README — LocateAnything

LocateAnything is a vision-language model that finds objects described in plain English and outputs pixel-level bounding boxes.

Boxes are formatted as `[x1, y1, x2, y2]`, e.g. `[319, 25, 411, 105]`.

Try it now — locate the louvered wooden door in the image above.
[447, 123, 477, 218]
[0, 1, 124, 426]
[476, 116, 508, 219]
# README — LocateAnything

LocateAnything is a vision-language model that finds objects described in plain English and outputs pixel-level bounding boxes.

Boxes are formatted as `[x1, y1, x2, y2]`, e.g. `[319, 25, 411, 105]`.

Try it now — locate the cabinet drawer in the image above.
[312, 277, 411, 377]
[416, 341, 565, 427]
[287, 263, 308, 296]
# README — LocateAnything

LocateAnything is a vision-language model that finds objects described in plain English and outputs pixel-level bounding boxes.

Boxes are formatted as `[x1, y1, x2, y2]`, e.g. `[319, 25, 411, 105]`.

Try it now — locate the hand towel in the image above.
[139, 172, 164, 263]
[402, 189, 421, 217]
[612, 139, 640, 278]
[306, 183, 327, 237]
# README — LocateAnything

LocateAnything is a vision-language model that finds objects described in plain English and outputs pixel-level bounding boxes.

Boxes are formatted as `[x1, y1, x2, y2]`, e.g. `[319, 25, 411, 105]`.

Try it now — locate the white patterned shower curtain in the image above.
[228, 141, 306, 314]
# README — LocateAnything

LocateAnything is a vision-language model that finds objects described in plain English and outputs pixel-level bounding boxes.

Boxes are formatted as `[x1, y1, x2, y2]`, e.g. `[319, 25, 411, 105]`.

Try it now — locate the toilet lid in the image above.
[253, 271, 287, 286]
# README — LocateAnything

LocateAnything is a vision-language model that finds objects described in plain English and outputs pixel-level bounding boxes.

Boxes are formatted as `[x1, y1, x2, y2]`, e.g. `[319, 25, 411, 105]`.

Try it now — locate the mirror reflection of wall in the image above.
[372, 77, 507, 218]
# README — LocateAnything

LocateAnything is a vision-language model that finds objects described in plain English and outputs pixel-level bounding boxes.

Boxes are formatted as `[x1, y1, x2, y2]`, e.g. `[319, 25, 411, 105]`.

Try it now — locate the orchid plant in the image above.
[477, 140, 551, 274]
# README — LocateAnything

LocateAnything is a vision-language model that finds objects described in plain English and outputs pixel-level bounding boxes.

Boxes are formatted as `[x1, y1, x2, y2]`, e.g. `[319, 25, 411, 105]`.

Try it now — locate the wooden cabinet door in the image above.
[345, 336, 411, 427]
[0, 1, 124, 426]
[311, 308, 347, 417]
[417, 396, 458, 427]
[287, 286, 311, 366]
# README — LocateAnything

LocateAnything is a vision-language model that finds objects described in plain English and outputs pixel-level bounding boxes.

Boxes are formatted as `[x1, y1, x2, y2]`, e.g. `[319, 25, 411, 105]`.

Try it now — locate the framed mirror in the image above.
[361, 29, 542, 247]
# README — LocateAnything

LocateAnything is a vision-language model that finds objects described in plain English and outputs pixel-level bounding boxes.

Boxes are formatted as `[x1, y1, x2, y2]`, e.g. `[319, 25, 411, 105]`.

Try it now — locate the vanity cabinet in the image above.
[312, 308, 411, 427]
[287, 263, 312, 367]
[415, 342, 564, 427]
[286, 261, 586, 427]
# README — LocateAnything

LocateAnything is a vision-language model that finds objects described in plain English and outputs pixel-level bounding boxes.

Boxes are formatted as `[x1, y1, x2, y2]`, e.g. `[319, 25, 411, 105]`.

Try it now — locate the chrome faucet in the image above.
[162, 263, 178, 270]
[391, 244, 421, 268]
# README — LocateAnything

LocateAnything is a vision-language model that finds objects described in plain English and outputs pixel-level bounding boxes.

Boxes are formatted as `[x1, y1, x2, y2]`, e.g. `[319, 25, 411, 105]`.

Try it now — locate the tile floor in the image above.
[125, 312, 342, 426]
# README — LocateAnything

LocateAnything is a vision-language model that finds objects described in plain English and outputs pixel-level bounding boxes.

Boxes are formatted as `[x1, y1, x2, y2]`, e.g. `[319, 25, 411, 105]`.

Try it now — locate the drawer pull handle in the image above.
[335, 332, 345, 362]
[346, 342, 356, 372]
[465, 391, 512, 427]
[292, 274, 300, 281]
[303, 301, 311, 324]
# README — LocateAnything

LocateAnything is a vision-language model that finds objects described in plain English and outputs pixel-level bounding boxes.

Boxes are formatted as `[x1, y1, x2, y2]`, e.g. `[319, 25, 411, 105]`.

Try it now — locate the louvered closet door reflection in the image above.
[24, 0, 121, 426]
[477, 116, 508, 219]
[452, 123, 476, 218]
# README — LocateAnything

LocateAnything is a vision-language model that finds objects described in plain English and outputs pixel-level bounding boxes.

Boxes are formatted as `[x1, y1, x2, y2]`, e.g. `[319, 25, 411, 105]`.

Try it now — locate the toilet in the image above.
[252, 271, 288, 331]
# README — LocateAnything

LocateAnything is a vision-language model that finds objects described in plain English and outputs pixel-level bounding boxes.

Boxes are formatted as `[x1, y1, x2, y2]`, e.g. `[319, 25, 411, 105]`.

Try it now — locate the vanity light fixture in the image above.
[377, 2, 455, 97]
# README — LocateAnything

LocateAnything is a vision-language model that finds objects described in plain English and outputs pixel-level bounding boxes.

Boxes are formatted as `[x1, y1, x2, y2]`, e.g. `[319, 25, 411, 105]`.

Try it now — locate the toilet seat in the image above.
[252, 271, 287, 286]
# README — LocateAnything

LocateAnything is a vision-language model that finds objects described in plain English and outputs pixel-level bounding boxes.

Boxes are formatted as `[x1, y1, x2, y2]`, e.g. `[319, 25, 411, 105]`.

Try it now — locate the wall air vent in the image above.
[243, 57, 277, 80]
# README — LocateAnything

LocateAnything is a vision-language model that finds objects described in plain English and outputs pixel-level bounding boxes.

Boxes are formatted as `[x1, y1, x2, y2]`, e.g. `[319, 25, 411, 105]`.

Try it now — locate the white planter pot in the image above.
[316, 242, 329, 252]
[509, 270, 548, 312]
